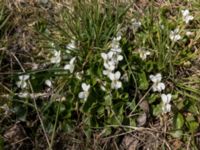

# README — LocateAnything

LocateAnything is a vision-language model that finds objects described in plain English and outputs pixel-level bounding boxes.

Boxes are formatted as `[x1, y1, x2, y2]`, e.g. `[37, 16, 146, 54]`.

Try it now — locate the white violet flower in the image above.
[101, 35, 123, 90]
[110, 36, 122, 53]
[160, 25, 164, 29]
[50, 50, 61, 64]
[50, 42, 55, 47]
[116, 54, 123, 61]
[161, 94, 172, 113]
[113, 35, 121, 42]
[0, 104, 10, 115]
[131, 19, 141, 31]
[16, 75, 30, 89]
[78, 83, 90, 101]
[181, 9, 193, 24]
[101, 51, 123, 74]
[109, 71, 122, 89]
[66, 40, 76, 50]
[111, 46, 122, 53]
[103, 61, 115, 71]
[45, 80, 52, 88]
[149, 73, 165, 92]
[101, 52, 114, 61]
[64, 57, 76, 73]
[138, 49, 151, 60]
[170, 29, 181, 42]
[101, 52, 116, 72]
[19, 75, 30, 81]
[75, 71, 84, 80]
[103, 69, 113, 76]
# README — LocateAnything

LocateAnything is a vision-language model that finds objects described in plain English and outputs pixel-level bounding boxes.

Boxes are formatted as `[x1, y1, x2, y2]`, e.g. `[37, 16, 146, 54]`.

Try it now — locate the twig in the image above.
[0, 93, 50, 99]
[11, 137, 30, 145]
[186, 136, 192, 150]
[128, 85, 152, 117]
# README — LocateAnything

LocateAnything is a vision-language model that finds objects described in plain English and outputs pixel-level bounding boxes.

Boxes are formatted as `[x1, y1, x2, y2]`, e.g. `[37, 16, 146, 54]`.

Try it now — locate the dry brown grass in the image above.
[0, 0, 200, 149]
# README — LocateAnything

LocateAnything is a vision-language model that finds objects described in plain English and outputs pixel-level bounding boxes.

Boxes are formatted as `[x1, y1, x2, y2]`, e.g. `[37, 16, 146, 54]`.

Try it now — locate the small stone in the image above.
[137, 112, 147, 127]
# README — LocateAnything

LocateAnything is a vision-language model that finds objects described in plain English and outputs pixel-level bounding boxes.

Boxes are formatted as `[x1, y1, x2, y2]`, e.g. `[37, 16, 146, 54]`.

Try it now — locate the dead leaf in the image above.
[121, 135, 139, 150]
[4, 122, 27, 144]
[139, 100, 149, 113]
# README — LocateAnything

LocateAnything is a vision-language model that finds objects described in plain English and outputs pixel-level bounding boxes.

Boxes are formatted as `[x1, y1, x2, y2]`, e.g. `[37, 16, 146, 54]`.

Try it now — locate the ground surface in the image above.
[0, 0, 200, 149]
